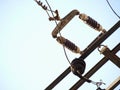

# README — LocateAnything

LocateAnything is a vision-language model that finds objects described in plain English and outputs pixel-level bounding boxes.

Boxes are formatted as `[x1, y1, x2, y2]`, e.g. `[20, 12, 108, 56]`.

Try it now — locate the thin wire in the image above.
[47, 9, 55, 12]
[45, 10, 51, 18]
[45, 0, 71, 65]
[106, 0, 120, 19]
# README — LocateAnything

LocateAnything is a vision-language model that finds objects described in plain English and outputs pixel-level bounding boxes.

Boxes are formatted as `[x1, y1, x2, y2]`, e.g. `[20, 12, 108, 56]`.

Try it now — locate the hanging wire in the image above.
[45, 0, 71, 65]
[106, 0, 120, 19]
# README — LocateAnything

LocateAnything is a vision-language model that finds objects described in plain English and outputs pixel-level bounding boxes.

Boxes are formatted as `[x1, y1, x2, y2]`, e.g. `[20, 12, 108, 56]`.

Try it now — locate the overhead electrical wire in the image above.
[45, 0, 71, 65]
[106, 0, 120, 19]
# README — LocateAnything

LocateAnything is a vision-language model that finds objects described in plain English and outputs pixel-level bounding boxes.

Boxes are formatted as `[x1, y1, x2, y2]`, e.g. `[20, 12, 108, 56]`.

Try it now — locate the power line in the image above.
[45, 0, 71, 65]
[106, 0, 120, 19]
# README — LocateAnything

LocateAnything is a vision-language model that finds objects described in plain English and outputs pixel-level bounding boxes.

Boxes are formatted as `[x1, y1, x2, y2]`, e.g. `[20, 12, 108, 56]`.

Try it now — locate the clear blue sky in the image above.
[0, 0, 120, 90]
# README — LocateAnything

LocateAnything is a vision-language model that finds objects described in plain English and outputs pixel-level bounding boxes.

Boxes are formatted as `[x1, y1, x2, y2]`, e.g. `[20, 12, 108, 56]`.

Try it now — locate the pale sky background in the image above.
[0, 0, 120, 90]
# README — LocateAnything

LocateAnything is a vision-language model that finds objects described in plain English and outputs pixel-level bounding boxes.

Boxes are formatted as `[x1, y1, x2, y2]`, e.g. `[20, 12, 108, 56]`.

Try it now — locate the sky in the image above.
[0, 0, 120, 90]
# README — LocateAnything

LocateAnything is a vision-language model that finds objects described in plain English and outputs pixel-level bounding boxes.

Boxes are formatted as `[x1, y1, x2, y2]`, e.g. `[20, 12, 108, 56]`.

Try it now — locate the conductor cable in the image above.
[45, 0, 71, 65]
[106, 0, 120, 19]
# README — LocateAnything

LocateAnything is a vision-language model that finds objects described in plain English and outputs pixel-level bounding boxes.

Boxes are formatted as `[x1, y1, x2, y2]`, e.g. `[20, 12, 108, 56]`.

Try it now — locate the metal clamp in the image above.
[98, 45, 108, 54]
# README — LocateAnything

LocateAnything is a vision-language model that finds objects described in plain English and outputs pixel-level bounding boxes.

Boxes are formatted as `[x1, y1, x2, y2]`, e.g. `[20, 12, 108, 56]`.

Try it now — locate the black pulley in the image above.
[71, 58, 86, 77]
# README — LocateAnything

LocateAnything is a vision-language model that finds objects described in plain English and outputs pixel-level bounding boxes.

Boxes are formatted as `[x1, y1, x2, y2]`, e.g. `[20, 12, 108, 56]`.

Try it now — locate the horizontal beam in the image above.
[70, 43, 120, 90]
[45, 20, 120, 90]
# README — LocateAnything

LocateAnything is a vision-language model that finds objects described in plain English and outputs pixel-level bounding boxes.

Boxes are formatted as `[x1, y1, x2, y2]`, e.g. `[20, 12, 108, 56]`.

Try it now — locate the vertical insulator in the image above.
[56, 36, 82, 54]
[79, 13, 106, 33]
[52, 10, 80, 38]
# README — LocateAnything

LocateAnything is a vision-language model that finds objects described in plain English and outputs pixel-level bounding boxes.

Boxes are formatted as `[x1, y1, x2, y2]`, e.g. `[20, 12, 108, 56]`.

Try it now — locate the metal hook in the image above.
[98, 45, 108, 54]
